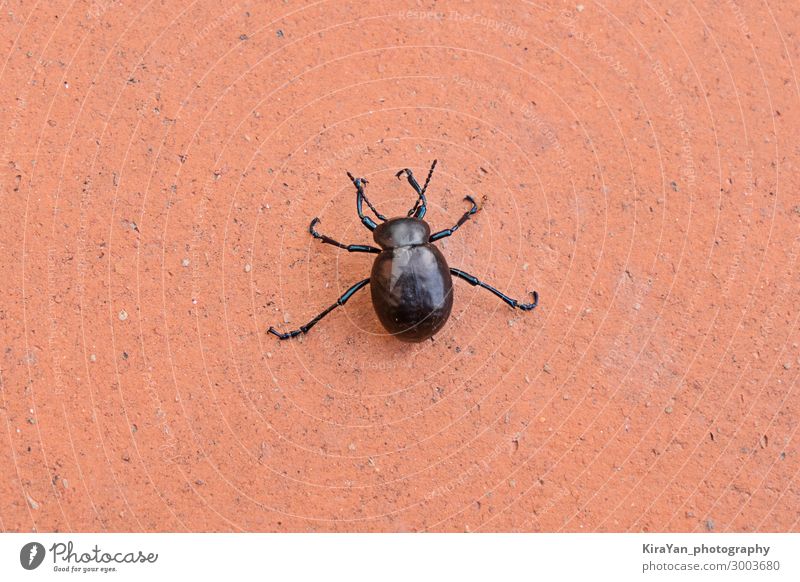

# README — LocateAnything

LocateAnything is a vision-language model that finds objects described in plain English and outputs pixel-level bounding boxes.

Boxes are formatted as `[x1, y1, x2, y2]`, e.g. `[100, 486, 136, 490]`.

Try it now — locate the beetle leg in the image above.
[347, 172, 385, 230]
[429, 196, 479, 242]
[450, 268, 538, 311]
[308, 218, 380, 253]
[268, 278, 371, 339]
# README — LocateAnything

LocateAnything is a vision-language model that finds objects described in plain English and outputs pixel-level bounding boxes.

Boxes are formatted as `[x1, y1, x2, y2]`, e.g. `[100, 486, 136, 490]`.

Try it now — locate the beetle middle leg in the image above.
[308, 218, 380, 254]
[450, 268, 538, 311]
[268, 278, 371, 339]
[429, 196, 479, 242]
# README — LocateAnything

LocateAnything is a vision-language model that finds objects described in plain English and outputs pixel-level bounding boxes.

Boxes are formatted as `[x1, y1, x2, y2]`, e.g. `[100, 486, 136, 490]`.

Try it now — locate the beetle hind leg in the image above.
[450, 268, 538, 311]
[268, 278, 371, 339]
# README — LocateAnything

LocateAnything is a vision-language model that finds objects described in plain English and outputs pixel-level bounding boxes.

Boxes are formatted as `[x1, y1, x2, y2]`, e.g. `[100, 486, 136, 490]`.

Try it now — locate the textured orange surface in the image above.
[1, 1, 798, 532]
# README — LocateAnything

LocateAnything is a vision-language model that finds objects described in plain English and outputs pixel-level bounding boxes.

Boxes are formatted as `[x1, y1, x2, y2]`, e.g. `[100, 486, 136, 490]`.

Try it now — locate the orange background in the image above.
[1, 1, 798, 531]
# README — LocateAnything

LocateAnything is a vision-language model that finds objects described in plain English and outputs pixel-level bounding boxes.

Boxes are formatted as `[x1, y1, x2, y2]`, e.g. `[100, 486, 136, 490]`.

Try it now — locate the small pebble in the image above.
[664, 406, 673, 414]
[89, 354, 96, 362]
[543, 363, 552, 374]
[705, 519, 715, 531]
[118, 310, 128, 321]
[576, 4, 584, 12]
[783, 362, 792, 370]
[283, 312, 291, 323]
[633, 303, 641, 311]
[182, 258, 190, 267]
[244, 264, 252, 273]
[26, 493, 39, 510]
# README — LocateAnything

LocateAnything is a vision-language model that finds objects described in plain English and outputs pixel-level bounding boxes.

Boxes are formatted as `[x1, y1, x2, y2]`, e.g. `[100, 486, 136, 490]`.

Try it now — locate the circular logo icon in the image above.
[20, 542, 46, 570]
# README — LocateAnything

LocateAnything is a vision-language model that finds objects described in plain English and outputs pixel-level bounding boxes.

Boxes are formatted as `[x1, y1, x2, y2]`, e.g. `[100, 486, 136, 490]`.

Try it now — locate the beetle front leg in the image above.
[308, 218, 380, 253]
[346, 172, 385, 231]
[397, 159, 437, 219]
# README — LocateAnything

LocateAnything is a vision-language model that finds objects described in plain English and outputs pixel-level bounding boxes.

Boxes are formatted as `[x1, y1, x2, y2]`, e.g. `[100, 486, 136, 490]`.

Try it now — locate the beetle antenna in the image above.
[420, 159, 437, 196]
[404, 159, 436, 218]
[362, 190, 388, 222]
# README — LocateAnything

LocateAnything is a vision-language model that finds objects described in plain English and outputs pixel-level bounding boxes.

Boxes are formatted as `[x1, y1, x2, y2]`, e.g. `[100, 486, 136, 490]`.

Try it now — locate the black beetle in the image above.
[269, 160, 538, 342]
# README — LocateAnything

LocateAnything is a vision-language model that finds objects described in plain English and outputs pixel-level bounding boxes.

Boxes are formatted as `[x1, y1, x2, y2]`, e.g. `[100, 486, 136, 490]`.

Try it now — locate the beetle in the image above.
[268, 160, 538, 342]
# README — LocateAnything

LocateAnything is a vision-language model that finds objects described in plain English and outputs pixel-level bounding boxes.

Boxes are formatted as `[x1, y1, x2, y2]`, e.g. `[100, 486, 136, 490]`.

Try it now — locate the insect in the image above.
[268, 160, 538, 342]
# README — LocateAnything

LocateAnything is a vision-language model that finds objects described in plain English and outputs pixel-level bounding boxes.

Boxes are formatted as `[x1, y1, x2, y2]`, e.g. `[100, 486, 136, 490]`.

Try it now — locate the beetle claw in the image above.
[517, 291, 539, 311]
[347, 172, 367, 187]
[463, 195, 479, 213]
[268, 326, 302, 340]
[309, 217, 321, 236]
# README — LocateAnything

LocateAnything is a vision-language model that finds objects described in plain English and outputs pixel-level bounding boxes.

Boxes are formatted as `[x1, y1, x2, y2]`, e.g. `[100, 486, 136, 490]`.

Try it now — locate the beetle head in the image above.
[373, 217, 430, 249]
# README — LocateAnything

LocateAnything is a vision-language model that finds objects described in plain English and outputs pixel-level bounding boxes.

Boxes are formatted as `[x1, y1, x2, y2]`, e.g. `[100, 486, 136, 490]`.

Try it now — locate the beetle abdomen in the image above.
[370, 245, 453, 342]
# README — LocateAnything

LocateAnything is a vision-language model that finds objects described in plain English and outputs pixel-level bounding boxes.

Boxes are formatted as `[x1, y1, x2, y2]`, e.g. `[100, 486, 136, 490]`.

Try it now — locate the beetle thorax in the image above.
[373, 217, 431, 249]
